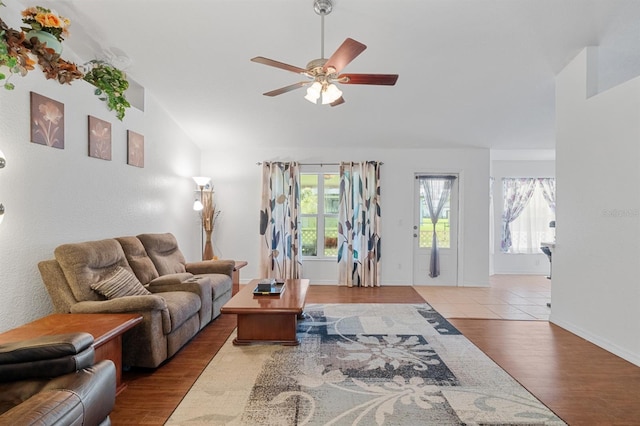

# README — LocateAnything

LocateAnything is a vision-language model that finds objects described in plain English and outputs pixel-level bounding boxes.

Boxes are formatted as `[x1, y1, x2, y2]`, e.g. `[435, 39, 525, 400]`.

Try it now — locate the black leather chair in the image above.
[0, 332, 116, 426]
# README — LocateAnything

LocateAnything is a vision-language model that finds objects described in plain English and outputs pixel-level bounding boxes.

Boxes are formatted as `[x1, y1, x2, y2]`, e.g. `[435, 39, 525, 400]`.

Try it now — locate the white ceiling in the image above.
[9, 0, 640, 151]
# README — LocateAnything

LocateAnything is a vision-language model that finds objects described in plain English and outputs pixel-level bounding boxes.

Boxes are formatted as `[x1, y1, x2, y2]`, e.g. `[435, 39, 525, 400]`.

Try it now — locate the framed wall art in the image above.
[88, 116, 112, 160]
[30, 92, 64, 149]
[127, 130, 144, 168]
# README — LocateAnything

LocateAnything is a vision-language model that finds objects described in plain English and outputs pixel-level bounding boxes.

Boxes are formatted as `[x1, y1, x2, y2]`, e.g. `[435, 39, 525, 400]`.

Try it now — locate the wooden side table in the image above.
[0, 313, 142, 395]
[232, 260, 248, 295]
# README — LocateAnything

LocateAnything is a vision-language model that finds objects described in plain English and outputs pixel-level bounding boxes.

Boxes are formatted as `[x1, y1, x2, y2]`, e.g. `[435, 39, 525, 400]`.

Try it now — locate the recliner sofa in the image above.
[38, 233, 234, 369]
[131, 233, 233, 320]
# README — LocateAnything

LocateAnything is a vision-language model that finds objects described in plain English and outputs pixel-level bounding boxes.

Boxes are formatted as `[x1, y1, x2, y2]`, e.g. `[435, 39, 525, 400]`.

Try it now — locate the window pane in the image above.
[301, 216, 317, 256]
[324, 174, 340, 214]
[419, 188, 450, 249]
[324, 216, 338, 257]
[300, 174, 318, 214]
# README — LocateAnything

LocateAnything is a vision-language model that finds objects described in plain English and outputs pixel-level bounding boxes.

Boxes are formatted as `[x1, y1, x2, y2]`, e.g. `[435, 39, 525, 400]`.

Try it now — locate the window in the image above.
[300, 172, 340, 257]
[502, 178, 555, 254]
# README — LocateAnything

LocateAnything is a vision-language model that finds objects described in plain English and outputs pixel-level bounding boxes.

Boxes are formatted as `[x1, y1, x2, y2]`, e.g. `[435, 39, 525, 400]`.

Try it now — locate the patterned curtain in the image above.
[419, 176, 456, 278]
[337, 161, 382, 287]
[538, 178, 556, 213]
[501, 178, 537, 253]
[259, 162, 302, 279]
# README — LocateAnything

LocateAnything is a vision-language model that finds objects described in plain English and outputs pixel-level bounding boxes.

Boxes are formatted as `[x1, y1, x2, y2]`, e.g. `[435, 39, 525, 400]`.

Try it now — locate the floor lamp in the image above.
[192, 176, 211, 260]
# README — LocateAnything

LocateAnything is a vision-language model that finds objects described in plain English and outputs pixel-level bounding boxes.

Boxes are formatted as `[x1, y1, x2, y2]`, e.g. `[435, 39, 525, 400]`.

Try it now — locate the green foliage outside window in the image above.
[301, 173, 339, 257]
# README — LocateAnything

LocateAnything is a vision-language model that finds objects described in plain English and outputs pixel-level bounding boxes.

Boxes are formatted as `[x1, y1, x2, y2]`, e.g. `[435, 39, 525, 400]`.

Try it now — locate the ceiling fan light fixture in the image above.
[304, 91, 319, 104]
[322, 83, 342, 104]
[305, 81, 322, 103]
[251, 0, 397, 107]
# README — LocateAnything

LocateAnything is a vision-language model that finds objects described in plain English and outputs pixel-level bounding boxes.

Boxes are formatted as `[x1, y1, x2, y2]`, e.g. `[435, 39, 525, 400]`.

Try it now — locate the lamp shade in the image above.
[305, 82, 322, 104]
[192, 176, 211, 187]
[193, 199, 203, 211]
[322, 84, 342, 104]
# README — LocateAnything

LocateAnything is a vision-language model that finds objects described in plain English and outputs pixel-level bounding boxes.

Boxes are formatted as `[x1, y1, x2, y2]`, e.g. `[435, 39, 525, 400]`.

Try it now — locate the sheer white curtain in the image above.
[538, 178, 556, 213]
[259, 162, 302, 279]
[501, 178, 537, 253]
[508, 188, 555, 253]
[419, 176, 455, 278]
[489, 177, 495, 254]
[337, 161, 381, 287]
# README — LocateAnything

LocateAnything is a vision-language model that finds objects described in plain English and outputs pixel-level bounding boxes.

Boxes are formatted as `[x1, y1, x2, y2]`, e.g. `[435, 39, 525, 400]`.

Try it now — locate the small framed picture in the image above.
[88, 116, 112, 160]
[30, 92, 64, 149]
[127, 130, 144, 168]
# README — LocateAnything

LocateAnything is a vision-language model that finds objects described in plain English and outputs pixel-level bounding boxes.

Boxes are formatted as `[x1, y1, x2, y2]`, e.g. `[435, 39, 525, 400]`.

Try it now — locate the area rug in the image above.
[166, 303, 565, 425]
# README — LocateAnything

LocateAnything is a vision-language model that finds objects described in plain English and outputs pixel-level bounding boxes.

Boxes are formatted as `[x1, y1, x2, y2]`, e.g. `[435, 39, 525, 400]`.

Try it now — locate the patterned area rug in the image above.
[167, 303, 565, 425]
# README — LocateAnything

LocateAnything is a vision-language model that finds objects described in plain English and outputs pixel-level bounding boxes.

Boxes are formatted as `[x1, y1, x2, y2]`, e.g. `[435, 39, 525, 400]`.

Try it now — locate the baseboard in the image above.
[240, 280, 412, 286]
[550, 314, 640, 367]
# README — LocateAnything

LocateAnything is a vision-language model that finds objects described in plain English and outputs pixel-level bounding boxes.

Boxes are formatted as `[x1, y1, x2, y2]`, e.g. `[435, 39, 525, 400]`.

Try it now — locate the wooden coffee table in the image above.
[0, 313, 142, 395]
[221, 278, 309, 346]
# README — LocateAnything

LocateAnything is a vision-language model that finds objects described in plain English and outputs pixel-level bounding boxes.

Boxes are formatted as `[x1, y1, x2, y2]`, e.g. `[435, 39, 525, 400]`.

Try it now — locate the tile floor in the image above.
[413, 274, 552, 320]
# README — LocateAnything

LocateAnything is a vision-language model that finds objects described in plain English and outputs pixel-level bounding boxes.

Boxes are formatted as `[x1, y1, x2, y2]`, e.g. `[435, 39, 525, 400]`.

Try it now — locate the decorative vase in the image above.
[26, 30, 62, 55]
[203, 229, 214, 261]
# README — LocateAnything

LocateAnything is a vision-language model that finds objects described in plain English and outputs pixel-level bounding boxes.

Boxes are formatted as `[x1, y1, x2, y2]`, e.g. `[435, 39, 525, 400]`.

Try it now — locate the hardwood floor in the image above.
[450, 319, 640, 426]
[111, 285, 640, 425]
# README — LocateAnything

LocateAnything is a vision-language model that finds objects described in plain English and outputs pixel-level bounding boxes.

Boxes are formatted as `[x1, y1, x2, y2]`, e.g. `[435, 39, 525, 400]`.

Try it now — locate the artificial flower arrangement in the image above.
[21, 5, 70, 42]
[0, 2, 131, 120]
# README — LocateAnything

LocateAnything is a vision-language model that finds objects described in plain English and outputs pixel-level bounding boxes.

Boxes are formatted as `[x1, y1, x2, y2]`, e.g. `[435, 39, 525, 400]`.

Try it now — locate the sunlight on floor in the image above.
[413, 275, 551, 320]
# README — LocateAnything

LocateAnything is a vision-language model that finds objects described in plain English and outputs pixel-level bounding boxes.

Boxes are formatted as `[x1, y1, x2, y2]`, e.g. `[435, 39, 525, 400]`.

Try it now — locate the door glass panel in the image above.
[419, 184, 451, 249]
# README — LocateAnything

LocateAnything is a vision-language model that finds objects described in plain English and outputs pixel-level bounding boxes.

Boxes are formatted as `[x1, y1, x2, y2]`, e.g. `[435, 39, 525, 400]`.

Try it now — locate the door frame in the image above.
[412, 171, 464, 286]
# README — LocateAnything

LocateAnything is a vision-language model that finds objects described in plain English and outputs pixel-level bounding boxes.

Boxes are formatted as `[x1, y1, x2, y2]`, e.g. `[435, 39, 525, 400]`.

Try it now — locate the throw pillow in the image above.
[91, 266, 151, 299]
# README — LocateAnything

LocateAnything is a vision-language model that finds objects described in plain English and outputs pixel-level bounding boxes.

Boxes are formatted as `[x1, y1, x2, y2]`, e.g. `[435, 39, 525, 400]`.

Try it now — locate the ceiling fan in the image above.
[251, 0, 398, 107]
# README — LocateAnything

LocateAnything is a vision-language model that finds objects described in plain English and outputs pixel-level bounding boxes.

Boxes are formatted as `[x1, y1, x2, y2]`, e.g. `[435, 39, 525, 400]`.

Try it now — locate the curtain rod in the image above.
[256, 162, 383, 166]
[415, 175, 457, 179]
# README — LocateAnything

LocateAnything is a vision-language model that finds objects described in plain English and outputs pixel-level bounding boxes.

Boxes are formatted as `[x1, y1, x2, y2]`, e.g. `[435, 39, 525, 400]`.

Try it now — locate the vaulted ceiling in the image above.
[8, 0, 640, 151]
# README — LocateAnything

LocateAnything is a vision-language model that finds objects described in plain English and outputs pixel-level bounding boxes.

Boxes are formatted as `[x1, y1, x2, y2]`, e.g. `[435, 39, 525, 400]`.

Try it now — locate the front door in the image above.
[412, 174, 459, 286]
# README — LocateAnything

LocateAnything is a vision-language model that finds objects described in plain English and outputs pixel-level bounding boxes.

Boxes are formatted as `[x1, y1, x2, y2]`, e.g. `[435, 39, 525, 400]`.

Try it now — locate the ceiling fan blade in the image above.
[338, 73, 399, 86]
[324, 38, 367, 73]
[330, 96, 345, 107]
[263, 82, 309, 97]
[251, 57, 308, 74]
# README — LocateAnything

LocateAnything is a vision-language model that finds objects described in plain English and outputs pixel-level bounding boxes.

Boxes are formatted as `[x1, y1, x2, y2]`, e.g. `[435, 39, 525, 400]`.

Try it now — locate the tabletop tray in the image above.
[253, 282, 286, 296]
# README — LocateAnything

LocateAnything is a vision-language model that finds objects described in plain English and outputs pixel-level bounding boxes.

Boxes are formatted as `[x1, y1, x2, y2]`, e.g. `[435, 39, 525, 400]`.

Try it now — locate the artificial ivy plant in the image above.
[82, 60, 131, 121]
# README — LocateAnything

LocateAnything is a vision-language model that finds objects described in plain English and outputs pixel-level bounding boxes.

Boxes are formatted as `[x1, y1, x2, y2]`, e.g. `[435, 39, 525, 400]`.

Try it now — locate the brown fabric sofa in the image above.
[136, 233, 234, 319]
[0, 333, 116, 426]
[38, 234, 232, 369]
[115, 236, 213, 329]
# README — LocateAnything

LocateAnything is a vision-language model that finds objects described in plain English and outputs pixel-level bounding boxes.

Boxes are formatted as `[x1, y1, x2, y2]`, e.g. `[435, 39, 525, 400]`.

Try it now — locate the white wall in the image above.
[553, 47, 640, 366]
[201, 146, 490, 287]
[0, 70, 202, 332]
[491, 158, 555, 275]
